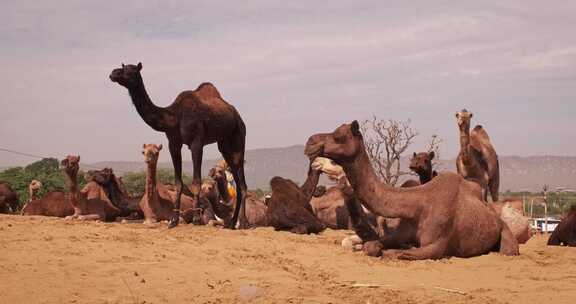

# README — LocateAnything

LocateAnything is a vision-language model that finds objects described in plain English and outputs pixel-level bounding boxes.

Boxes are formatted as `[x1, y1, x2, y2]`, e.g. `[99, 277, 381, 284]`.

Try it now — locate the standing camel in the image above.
[110, 63, 248, 228]
[455, 109, 500, 202]
[305, 121, 518, 259]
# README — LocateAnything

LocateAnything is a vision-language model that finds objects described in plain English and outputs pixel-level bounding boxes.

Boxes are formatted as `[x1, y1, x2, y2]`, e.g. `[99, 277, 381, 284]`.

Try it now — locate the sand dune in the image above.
[0, 215, 574, 303]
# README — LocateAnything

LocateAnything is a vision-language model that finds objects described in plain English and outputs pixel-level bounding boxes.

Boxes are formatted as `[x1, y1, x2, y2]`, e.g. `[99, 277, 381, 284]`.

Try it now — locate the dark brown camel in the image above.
[548, 206, 576, 246]
[86, 168, 142, 218]
[305, 121, 519, 259]
[455, 109, 500, 202]
[21, 190, 74, 217]
[110, 62, 248, 229]
[400, 152, 437, 187]
[0, 181, 20, 213]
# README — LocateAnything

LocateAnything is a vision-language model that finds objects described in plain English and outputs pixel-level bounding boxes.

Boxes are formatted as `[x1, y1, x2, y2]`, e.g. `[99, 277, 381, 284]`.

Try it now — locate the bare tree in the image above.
[360, 116, 441, 186]
[427, 134, 443, 169]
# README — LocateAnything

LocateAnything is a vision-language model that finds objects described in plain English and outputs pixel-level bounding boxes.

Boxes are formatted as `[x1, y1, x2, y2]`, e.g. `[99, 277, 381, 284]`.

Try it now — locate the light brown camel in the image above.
[0, 181, 20, 213]
[491, 199, 531, 244]
[305, 121, 519, 259]
[28, 180, 42, 202]
[110, 63, 248, 229]
[61, 155, 122, 221]
[455, 109, 500, 202]
[139, 144, 214, 225]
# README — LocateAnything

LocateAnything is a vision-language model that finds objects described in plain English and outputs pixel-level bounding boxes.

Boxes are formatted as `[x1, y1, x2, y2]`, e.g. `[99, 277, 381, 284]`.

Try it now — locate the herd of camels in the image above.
[1, 62, 575, 259]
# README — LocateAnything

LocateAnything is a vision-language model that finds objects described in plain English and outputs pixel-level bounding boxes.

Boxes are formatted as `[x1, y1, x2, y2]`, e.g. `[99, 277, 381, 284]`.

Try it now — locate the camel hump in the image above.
[195, 82, 222, 99]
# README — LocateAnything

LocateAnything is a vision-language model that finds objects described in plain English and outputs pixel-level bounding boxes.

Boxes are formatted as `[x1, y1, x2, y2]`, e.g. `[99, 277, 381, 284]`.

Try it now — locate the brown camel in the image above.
[61, 155, 122, 221]
[21, 191, 74, 217]
[547, 206, 576, 246]
[0, 181, 20, 213]
[265, 173, 325, 234]
[110, 63, 248, 229]
[139, 144, 214, 225]
[401, 151, 438, 187]
[455, 109, 500, 202]
[305, 121, 519, 259]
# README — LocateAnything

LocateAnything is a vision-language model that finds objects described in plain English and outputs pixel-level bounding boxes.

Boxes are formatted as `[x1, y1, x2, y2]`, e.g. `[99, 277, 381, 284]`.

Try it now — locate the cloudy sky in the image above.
[1, 0, 575, 166]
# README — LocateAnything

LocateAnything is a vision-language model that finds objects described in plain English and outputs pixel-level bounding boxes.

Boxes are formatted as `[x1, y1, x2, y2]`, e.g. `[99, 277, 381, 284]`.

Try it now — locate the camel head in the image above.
[311, 157, 345, 181]
[60, 155, 80, 176]
[86, 168, 114, 185]
[29, 180, 42, 192]
[455, 109, 473, 131]
[305, 120, 363, 166]
[409, 151, 435, 175]
[110, 62, 143, 89]
[142, 144, 162, 164]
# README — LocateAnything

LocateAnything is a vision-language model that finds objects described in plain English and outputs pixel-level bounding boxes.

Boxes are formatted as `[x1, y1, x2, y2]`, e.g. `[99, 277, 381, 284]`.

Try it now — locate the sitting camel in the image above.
[61, 155, 122, 221]
[401, 152, 438, 187]
[139, 144, 215, 225]
[21, 185, 74, 218]
[86, 168, 143, 219]
[455, 109, 500, 202]
[547, 206, 576, 246]
[305, 120, 518, 259]
[0, 181, 20, 213]
[265, 172, 325, 234]
[207, 160, 268, 227]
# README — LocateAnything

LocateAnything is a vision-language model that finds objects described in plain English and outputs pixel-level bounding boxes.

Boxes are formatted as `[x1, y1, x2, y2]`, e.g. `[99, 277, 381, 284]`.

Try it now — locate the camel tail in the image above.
[489, 160, 500, 202]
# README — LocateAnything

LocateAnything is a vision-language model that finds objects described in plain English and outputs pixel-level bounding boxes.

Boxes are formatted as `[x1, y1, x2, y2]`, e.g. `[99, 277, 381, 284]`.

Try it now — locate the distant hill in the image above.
[85, 145, 576, 192]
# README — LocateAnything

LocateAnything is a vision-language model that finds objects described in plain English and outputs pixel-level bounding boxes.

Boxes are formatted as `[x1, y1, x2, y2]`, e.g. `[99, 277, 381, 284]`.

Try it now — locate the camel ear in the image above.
[137, 62, 142, 71]
[142, 144, 146, 149]
[413, 152, 417, 158]
[158, 144, 163, 151]
[429, 151, 435, 159]
[455, 112, 459, 118]
[77, 156, 80, 162]
[351, 120, 361, 137]
[469, 112, 473, 118]
[122, 63, 125, 68]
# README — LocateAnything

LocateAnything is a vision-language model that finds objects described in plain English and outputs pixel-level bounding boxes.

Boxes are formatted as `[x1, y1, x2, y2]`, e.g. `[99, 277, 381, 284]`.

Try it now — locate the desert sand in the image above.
[0, 215, 574, 304]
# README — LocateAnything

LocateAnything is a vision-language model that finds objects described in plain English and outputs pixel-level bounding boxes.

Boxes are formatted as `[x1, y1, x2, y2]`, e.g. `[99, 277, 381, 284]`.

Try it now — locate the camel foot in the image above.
[224, 219, 237, 230]
[207, 219, 224, 227]
[65, 215, 78, 221]
[363, 240, 384, 257]
[341, 235, 363, 251]
[78, 214, 100, 221]
[237, 219, 250, 230]
[168, 216, 180, 229]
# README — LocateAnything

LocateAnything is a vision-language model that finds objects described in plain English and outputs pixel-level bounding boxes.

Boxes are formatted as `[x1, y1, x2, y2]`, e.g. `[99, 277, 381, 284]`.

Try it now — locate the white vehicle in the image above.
[529, 218, 561, 232]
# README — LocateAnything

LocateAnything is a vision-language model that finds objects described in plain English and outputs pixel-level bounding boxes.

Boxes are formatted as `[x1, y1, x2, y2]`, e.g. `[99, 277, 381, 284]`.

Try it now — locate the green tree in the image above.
[0, 158, 86, 210]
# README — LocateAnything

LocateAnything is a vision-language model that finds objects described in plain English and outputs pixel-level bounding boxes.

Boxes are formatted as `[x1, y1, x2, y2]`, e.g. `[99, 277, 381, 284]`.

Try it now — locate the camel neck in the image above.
[128, 81, 175, 132]
[459, 124, 471, 164]
[145, 161, 158, 199]
[343, 146, 420, 219]
[64, 170, 81, 208]
[300, 167, 320, 201]
[419, 168, 433, 184]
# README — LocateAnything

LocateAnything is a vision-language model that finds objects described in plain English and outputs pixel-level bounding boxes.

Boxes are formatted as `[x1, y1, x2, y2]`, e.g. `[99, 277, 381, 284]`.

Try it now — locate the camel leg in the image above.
[218, 142, 248, 230]
[168, 140, 183, 228]
[498, 222, 520, 256]
[384, 240, 449, 260]
[77, 214, 101, 221]
[189, 142, 204, 210]
[342, 191, 379, 242]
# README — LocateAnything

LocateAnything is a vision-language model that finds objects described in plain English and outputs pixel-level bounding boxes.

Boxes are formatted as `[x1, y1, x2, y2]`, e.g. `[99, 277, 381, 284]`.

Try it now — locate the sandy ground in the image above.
[0, 215, 575, 304]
